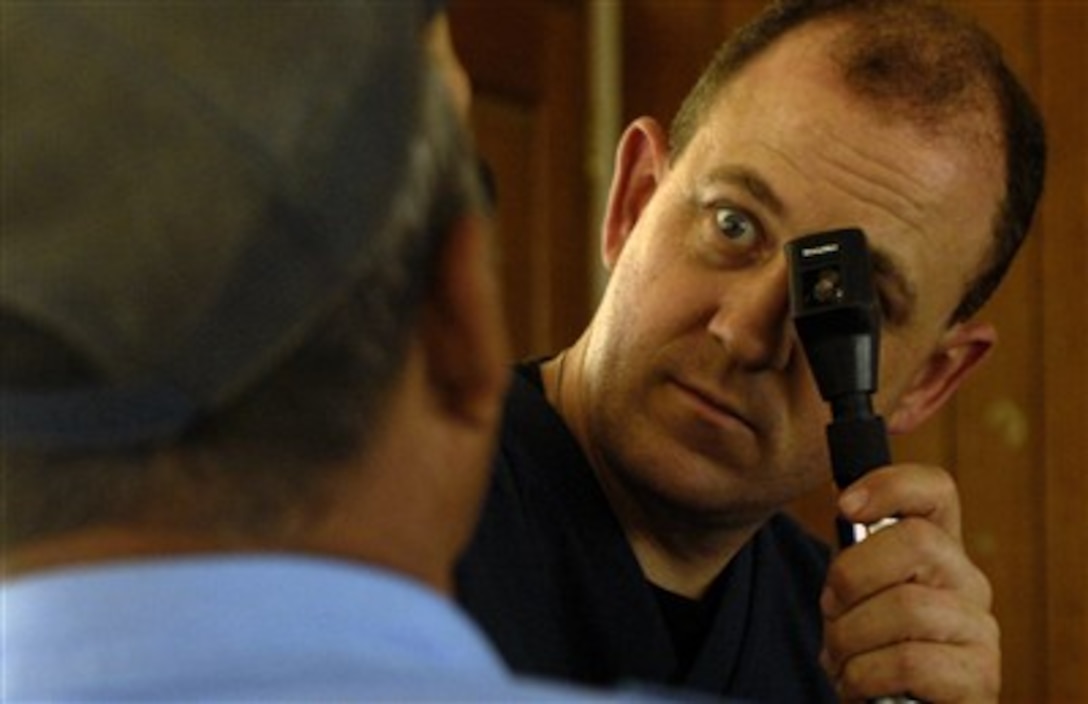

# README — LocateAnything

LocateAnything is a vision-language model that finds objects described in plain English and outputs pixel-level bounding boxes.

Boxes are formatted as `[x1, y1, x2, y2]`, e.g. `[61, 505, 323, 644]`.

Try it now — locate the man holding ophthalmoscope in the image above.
[456, 0, 1046, 702]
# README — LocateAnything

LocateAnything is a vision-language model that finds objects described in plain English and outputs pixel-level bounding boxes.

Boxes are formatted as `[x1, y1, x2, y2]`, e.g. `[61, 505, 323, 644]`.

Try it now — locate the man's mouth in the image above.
[669, 378, 759, 436]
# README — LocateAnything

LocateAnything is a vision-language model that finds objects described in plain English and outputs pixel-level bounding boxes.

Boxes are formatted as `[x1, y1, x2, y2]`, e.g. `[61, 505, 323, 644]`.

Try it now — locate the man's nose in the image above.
[706, 255, 793, 370]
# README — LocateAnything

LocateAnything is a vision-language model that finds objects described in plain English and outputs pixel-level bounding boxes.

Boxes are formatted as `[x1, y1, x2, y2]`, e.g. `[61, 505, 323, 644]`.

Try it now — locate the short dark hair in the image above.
[669, 0, 1046, 323]
[1, 69, 486, 548]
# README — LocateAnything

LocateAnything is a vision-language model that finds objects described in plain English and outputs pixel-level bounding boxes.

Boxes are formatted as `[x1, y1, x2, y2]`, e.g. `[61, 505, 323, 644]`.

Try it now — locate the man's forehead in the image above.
[679, 109, 996, 327]
[694, 24, 1002, 225]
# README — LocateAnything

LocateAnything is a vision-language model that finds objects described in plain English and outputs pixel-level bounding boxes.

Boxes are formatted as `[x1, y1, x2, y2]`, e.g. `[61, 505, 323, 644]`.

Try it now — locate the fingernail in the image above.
[838, 487, 868, 516]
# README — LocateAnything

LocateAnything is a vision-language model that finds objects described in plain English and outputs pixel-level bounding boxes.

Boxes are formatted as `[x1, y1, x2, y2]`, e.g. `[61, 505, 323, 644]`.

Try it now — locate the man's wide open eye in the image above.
[714, 206, 758, 245]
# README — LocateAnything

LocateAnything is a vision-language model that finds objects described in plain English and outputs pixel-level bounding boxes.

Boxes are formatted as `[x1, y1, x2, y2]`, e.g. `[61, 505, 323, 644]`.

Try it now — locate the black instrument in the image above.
[786, 228, 921, 704]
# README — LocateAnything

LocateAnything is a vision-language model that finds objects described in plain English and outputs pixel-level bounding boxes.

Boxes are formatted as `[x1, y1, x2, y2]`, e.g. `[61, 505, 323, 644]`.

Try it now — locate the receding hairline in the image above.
[667, 7, 1014, 324]
[676, 10, 1007, 151]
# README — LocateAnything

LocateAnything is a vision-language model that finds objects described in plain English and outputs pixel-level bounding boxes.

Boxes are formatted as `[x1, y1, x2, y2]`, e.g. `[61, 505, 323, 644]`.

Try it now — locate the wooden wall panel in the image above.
[1038, 4, 1088, 700]
[623, 0, 733, 123]
[948, 6, 1048, 701]
[450, 0, 590, 360]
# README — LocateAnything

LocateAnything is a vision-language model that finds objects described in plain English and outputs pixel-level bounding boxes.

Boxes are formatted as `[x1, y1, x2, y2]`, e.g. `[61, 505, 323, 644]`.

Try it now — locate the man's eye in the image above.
[876, 288, 905, 327]
[714, 206, 757, 244]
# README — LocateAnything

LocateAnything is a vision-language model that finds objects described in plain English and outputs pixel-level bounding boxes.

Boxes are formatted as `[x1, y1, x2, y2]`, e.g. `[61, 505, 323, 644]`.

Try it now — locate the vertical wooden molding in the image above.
[1039, 3, 1088, 700]
[588, 0, 622, 302]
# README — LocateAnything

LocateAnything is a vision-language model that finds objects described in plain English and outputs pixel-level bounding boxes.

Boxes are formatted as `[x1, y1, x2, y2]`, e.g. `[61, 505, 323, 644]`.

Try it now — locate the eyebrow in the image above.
[701, 165, 917, 322]
[702, 166, 788, 218]
[869, 247, 918, 324]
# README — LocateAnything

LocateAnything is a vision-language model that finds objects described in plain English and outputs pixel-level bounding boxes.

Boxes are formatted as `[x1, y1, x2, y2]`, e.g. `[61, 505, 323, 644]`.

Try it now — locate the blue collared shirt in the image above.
[1, 554, 646, 701]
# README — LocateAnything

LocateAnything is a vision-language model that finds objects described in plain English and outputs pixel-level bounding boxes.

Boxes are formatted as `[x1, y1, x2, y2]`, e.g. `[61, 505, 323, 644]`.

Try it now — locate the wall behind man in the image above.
[453, 0, 1086, 700]
[450, 0, 592, 359]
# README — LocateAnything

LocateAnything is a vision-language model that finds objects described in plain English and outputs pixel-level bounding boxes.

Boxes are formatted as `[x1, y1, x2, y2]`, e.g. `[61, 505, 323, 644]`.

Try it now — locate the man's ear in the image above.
[601, 117, 671, 269]
[886, 321, 997, 434]
[421, 214, 509, 428]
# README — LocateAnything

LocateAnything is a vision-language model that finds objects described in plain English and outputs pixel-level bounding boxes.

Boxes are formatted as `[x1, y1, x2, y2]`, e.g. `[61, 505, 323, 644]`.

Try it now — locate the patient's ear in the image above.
[421, 214, 509, 427]
[887, 321, 996, 434]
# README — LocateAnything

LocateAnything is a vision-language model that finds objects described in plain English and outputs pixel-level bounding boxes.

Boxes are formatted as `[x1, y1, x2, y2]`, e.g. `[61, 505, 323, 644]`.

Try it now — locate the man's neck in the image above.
[607, 484, 760, 599]
[2, 526, 224, 579]
[541, 342, 762, 599]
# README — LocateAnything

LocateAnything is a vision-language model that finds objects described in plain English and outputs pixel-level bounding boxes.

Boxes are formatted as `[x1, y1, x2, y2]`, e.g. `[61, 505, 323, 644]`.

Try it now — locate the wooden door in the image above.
[450, 0, 592, 360]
